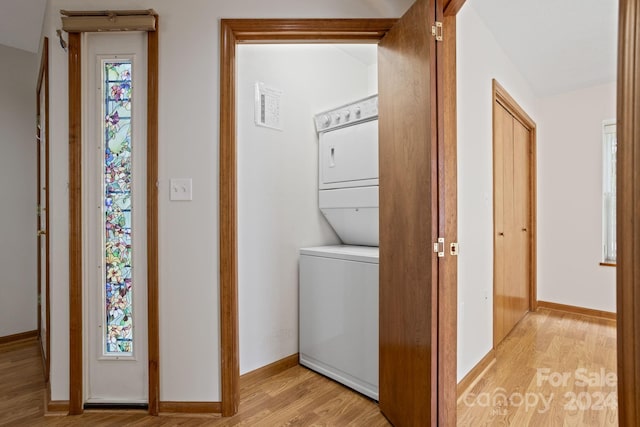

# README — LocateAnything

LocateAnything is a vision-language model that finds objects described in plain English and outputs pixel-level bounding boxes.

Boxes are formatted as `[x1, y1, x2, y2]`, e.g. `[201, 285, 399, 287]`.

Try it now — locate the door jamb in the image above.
[491, 79, 537, 348]
[66, 20, 160, 415]
[616, 0, 640, 424]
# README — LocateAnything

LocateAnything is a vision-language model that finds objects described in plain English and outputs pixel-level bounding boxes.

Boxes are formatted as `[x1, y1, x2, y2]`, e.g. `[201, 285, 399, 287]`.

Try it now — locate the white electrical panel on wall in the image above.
[254, 82, 282, 130]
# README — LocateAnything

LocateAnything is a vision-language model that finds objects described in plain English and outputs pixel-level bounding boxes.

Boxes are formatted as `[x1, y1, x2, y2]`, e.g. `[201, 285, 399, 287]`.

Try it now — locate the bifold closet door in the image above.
[494, 103, 530, 347]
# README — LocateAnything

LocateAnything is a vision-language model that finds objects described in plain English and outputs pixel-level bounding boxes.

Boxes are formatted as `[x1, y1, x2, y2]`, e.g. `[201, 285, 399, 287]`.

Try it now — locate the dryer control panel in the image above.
[315, 94, 378, 133]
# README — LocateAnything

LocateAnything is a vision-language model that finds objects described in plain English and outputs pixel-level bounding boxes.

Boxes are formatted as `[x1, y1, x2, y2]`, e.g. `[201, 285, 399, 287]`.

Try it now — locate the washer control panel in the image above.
[315, 94, 378, 133]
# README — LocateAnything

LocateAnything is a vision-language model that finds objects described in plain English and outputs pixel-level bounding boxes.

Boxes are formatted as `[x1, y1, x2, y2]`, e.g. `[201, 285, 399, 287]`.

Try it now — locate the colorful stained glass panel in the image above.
[103, 61, 133, 355]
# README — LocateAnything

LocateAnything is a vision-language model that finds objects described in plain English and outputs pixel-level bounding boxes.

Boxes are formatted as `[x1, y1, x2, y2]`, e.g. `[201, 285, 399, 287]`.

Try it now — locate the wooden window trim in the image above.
[66, 14, 159, 416]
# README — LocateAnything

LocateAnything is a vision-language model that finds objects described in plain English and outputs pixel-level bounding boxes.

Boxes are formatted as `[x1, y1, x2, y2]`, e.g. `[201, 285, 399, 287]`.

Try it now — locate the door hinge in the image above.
[450, 242, 459, 256]
[431, 21, 443, 42]
[433, 237, 445, 258]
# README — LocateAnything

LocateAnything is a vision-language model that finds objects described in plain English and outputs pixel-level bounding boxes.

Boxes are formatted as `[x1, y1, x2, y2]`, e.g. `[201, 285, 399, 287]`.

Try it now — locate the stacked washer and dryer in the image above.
[299, 95, 379, 400]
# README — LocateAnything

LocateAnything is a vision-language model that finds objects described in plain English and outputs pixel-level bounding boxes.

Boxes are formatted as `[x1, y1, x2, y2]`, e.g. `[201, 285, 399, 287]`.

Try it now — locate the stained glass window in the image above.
[103, 61, 133, 355]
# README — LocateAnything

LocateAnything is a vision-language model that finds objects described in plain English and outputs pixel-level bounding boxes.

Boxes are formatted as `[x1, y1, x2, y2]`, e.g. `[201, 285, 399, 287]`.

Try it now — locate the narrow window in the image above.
[103, 61, 133, 355]
[602, 121, 617, 263]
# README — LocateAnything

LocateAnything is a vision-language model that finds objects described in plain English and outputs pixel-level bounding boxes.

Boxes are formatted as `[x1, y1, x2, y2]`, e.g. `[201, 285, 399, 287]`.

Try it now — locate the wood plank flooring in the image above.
[1, 308, 617, 426]
[0, 338, 388, 426]
[458, 308, 618, 426]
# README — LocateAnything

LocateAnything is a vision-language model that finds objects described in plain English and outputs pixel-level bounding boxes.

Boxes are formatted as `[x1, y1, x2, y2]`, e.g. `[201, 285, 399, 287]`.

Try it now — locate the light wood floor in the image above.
[457, 308, 618, 426]
[1, 308, 617, 426]
[0, 338, 389, 426]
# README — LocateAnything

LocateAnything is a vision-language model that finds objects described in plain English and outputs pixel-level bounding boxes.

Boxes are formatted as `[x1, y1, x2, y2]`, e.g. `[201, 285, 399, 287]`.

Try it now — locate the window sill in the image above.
[600, 262, 616, 267]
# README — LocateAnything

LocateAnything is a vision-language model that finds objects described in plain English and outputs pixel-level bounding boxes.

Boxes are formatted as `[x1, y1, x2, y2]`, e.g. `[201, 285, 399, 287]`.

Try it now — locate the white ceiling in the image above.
[0, 0, 618, 96]
[471, 0, 618, 97]
[0, 0, 47, 53]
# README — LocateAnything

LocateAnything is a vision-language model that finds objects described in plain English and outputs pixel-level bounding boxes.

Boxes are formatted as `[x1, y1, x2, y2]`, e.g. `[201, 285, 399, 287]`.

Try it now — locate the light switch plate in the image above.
[170, 178, 192, 201]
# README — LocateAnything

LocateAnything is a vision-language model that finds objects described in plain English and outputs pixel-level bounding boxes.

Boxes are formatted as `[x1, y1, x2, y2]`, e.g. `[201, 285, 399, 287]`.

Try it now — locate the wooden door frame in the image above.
[67, 20, 159, 415]
[616, 0, 640, 424]
[219, 7, 461, 420]
[37, 36, 51, 383]
[491, 79, 537, 347]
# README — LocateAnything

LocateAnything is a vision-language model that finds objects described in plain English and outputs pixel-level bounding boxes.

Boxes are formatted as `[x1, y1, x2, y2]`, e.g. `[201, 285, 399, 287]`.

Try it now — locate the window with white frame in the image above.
[602, 120, 617, 263]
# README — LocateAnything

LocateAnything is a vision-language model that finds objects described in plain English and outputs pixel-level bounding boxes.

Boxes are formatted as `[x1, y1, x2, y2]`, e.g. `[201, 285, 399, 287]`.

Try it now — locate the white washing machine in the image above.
[299, 245, 379, 400]
[299, 95, 379, 400]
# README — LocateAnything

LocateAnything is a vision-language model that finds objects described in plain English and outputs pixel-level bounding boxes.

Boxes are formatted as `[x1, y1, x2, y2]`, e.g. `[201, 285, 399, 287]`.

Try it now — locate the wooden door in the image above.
[378, 0, 441, 424]
[513, 119, 531, 324]
[36, 38, 50, 381]
[493, 102, 531, 346]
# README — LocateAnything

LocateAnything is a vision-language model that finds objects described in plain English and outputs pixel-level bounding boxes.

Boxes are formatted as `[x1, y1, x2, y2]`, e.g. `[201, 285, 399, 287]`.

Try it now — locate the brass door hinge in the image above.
[431, 21, 443, 42]
[433, 237, 445, 258]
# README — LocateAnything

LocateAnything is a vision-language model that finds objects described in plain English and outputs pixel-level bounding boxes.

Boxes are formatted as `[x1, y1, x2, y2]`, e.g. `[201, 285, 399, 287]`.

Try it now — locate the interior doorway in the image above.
[492, 80, 536, 347]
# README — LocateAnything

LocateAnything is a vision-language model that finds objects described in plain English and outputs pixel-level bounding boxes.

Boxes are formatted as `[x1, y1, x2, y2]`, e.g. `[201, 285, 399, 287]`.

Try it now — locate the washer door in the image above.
[319, 119, 378, 190]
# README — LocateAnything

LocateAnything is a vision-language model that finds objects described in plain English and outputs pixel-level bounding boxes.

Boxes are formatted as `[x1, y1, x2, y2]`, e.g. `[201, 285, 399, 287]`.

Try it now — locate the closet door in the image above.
[513, 119, 531, 326]
[493, 103, 531, 347]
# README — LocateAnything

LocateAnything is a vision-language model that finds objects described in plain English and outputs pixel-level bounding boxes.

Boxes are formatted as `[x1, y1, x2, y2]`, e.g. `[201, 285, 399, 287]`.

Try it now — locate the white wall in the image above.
[0, 44, 38, 338]
[456, 2, 539, 381]
[458, 2, 617, 382]
[367, 62, 378, 95]
[537, 82, 616, 312]
[237, 44, 375, 375]
[41, 0, 412, 403]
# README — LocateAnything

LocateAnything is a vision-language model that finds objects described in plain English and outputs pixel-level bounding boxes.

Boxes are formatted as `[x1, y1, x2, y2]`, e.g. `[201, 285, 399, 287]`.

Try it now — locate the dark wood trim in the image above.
[239, 353, 299, 388]
[46, 382, 71, 414]
[67, 31, 83, 416]
[44, 36, 52, 385]
[456, 348, 495, 398]
[491, 79, 538, 337]
[493, 80, 536, 129]
[537, 301, 616, 321]
[600, 262, 617, 267]
[219, 19, 239, 418]
[67, 22, 160, 415]
[617, 2, 640, 422]
[220, 19, 396, 42]
[444, 0, 467, 17]
[36, 37, 51, 384]
[530, 123, 538, 312]
[158, 401, 222, 414]
[147, 16, 160, 417]
[439, 11, 458, 427]
[218, 18, 397, 418]
[47, 401, 71, 413]
[0, 330, 38, 346]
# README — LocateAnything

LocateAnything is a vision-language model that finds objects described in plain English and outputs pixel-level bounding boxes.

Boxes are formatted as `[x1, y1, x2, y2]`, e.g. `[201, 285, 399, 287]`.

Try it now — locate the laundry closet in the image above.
[237, 44, 379, 398]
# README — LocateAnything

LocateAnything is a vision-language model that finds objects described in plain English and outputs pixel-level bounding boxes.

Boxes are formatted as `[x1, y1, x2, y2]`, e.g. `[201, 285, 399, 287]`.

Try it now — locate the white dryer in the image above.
[315, 94, 379, 247]
[299, 95, 379, 400]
